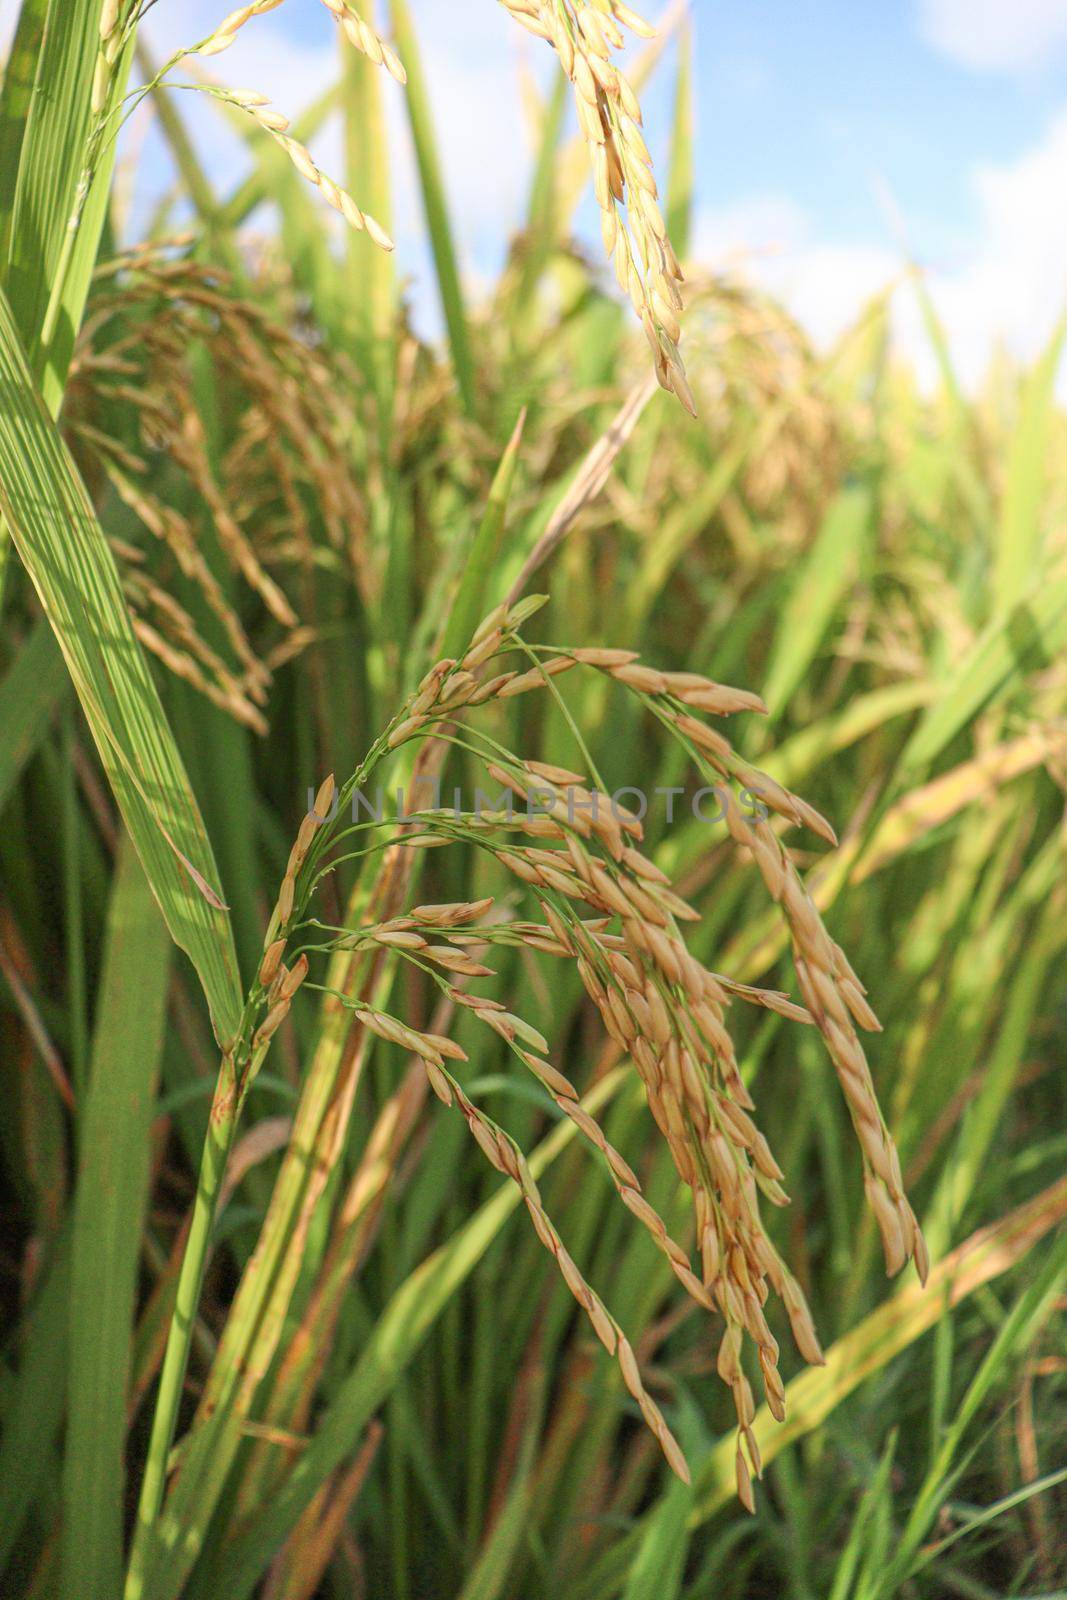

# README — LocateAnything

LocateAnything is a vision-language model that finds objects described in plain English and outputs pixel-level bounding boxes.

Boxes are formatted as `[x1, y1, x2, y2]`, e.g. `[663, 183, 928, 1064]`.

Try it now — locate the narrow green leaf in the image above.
[0, 617, 69, 815]
[0, 0, 137, 606]
[690, 1176, 1067, 1525]
[993, 315, 1067, 614]
[60, 704, 89, 1090]
[201, 1071, 628, 1600]
[665, 27, 693, 259]
[388, 0, 477, 415]
[3, 0, 100, 353]
[0, 0, 48, 262]
[902, 573, 1067, 771]
[512, 70, 568, 324]
[761, 485, 870, 719]
[622, 1402, 699, 1600]
[827, 1433, 898, 1600]
[925, 912, 1057, 1256]
[456, 1429, 541, 1600]
[914, 1464, 1067, 1569]
[0, 1236, 69, 1579]
[441, 408, 526, 659]
[909, 265, 994, 536]
[61, 835, 171, 1600]
[0, 287, 242, 1043]
[3, 0, 135, 409]
[343, 1, 395, 407]
[879, 1225, 1067, 1594]
[761, 680, 933, 788]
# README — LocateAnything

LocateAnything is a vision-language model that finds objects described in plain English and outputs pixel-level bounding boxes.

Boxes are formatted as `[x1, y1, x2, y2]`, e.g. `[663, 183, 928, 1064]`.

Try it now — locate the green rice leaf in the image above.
[61, 836, 171, 1600]
[0, 287, 242, 1044]
[3, 0, 100, 359]
[197, 1071, 628, 1600]
[993, 314, 1067, 614]
[665, 27, 693, 259]
[0, 1236, 69, 1580]
[441, 408, 526, 659]
[388, 0, 477, 416]
[0, 617, 69, 816]
[0, 0, 48, 263]
[690, 1175, 1067, 1524]
[343, 0, 395, 402]
[3, 0, 134, 410]
[901, 571, 1067, 771]
[761, 485, 871, 719]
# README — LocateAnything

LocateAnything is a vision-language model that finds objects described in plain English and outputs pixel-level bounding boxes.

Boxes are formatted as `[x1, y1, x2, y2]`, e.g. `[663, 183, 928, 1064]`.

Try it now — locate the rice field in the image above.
[0, 4, 1064, 1598]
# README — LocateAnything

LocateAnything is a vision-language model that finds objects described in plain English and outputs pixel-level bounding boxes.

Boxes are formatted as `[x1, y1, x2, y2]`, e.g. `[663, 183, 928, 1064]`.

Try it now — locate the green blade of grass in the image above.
[2, 0, 100, 361]
[344, 0, 395, 407]
[455, 1424, 542, 1600]
[621, 1401, 700, 1600]
[0, 0, 48, 262]
[761, 485, 871, 720]
[511, 70, 568, 328]
[760, 679, 934, 788]
[61, 835, 171, 1600]
[909, 264, 994, 538]
[901, 572, 1067, 772]
[441, 408, 526, 659]
[0, 617, 69, 816]
[388, 0, 476, 416]
[912, 1464, 1067, 1570]
[993, 314, 1067, 615]
[0, 1234, 70, 1580]
[0, 287, 242, 1044]
[690, 1174, 1067, 1523]
[60, 704, 88, 1091]
[665, 27, 693, 259]
[3, 0, 135, 409]
[827, 1433, 898, 1600]
[197, 1071, 629, 1600]
[876, 1222, 1067, 1594]
[0, 0, 137, 603]
[923, 898, 1060, 1257]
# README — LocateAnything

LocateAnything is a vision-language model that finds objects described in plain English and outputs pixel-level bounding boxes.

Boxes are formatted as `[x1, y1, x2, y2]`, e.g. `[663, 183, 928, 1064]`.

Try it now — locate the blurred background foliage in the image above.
[0, 4, 1065, 1597]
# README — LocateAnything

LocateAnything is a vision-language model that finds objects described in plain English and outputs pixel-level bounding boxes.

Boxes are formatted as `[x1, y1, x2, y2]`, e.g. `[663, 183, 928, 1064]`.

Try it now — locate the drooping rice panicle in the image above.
[225, 600, 925, 1499]
[315, 0, 407, 81]
[212, 88, 395, 249]
[498, 0, 694, 411]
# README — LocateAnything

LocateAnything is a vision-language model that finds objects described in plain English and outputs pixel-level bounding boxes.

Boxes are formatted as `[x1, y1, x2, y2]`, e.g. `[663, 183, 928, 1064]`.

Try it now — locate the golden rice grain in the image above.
[237, 610, 925, 1503]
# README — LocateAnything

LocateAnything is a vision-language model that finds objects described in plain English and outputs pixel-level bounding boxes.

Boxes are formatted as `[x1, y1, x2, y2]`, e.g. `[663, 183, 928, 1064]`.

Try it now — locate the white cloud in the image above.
[692, 196, 810, 264]
[918, 0, 1067, 72]
[693, 106, 1067, 388]
[927, 108, 1067, 377]
[693, 200, 902, 352]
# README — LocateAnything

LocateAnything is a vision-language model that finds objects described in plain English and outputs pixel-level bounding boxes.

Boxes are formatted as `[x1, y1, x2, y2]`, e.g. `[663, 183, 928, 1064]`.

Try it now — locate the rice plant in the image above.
[0, 3, 1064, 1598]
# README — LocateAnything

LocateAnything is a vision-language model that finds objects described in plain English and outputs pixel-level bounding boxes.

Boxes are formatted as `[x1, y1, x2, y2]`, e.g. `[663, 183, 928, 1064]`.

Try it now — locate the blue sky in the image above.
[5, 0, 1067, 380]
[696, 2, 1051, 252]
